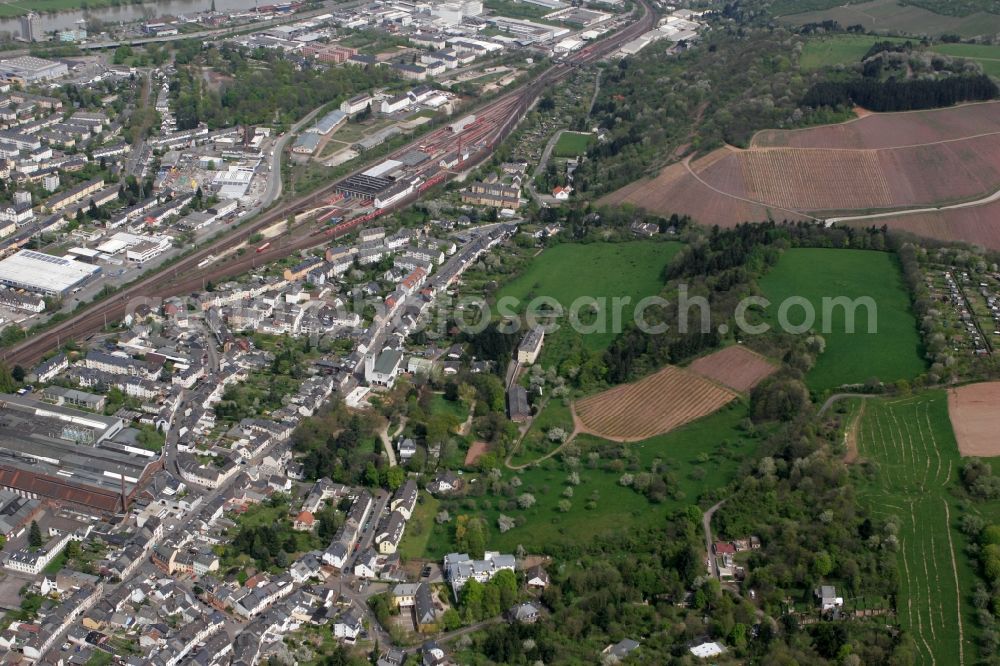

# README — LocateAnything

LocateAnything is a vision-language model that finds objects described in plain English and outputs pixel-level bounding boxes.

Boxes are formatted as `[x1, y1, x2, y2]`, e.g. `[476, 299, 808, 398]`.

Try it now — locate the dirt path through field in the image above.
[844, 401, 865, 464]
[505, 402, 584, 471]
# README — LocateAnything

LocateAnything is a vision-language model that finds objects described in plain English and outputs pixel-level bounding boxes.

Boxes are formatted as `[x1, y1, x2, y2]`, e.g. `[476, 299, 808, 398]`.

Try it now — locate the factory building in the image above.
[0, 56, 69, 82]
[292, 132, 321, 155]
[337, 173, 395, 200]
[0, 250, 101, 297]
[0, 395, 160, 513]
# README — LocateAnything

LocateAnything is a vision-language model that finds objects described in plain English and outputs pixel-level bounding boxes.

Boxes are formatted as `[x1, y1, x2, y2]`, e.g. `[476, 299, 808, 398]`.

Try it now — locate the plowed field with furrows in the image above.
[574, 365, 737, 442]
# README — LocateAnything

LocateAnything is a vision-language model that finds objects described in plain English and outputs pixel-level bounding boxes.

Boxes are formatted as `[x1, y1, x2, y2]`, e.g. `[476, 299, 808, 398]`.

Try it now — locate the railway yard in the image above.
[0, 0, 655, 368]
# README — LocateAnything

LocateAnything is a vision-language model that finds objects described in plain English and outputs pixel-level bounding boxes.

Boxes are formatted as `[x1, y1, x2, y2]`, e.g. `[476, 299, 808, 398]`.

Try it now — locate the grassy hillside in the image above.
[780, 0, 1000, 38]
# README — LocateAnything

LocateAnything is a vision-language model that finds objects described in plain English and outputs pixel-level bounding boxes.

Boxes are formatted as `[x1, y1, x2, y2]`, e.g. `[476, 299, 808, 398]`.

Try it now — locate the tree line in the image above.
[802, 74, 998, 113]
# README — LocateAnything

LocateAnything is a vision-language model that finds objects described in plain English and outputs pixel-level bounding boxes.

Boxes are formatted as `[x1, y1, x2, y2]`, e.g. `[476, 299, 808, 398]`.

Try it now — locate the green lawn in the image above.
[508, 398, 574, 467]
[429, 394, 469, 424]
[398, 494, 440, 560]
[758, 248, 924, 392]
[419, 403, 756, 557]
[852, 392, 978, 665]
[495, 241, 682, 365]
[552, 131, 595, 158]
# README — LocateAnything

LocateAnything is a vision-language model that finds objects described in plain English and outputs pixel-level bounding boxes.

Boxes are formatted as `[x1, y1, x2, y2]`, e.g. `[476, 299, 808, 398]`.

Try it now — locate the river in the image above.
[0, 0, 266, 37]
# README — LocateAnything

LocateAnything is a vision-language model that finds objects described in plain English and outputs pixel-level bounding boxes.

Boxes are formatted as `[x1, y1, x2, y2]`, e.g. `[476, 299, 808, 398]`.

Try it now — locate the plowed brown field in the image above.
[574, 365, 737, 442]
[947, 382, 1000, 457]
[740, 148, 893, 210]
[599, 153, 812, 227]
[841, 198, 1000, 251]
[688, 346, 777, 392]
[752, 102, 1000, 149]
[600, 103, 1000, 245]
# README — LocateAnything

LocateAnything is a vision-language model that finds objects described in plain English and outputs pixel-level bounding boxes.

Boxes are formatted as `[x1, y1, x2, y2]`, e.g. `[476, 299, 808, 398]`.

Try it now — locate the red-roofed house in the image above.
[294, 511, 315, 531]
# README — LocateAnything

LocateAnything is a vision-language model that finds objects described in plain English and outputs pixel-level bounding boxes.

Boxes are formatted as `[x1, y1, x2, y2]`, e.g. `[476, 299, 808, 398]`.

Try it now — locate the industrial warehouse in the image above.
[0, 249, 101, 296]
[0, 394, 160, 513]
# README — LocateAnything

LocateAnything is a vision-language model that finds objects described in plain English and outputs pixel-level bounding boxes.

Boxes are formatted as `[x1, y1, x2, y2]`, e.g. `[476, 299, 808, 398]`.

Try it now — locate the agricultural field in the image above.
[948, 382, 1000, 456]
[416, 404, 756, 557]
[758, 249, 924, 392]
[843, 197, 1000, 250]
[552, 131, 595, 158]
[740, 147, 894, 211]
[751, 101, 1000, 150]
[687, 345, 777, 392]
[574, 365, 737, 441]
[778, 0, 1000, 38]
[599, 150, 813, 227]
[494, 241, 682, 364]
[603, 102, 1000, 245]
[852, 392, 978, 664]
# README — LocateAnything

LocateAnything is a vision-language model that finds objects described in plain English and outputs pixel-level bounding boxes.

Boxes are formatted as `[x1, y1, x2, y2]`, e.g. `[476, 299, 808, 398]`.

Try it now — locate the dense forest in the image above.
[802, 74, 998, 112]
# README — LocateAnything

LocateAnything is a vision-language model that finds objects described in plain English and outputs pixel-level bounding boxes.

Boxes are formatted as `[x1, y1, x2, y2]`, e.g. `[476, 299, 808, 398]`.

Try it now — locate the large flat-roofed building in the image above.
[0, 56, 68, 82]
[0, 250, 101, 297]
[0, 394, 159, 513]
[337, 173, 394, 200]
[487, 16, 569, 42]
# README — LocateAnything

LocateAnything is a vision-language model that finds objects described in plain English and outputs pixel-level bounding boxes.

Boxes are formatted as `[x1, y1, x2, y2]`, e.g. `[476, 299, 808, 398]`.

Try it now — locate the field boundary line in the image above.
[888, 406, 908, 488]
[929, 532, 946, 637]
[918, 527, 938, 641]
[749, 129, 1000, 152]
[922, 403, 945, 486]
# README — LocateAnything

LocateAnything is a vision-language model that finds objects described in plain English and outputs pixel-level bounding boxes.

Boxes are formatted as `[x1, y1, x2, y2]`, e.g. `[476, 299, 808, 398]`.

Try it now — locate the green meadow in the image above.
[852, 393, 978, 664]
[758, 248, 924, 392]
[495, 241, 681, 366]
[414, 403, 756, 558]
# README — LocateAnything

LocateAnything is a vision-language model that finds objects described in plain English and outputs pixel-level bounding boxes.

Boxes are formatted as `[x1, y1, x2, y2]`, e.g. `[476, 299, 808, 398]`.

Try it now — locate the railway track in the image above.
[1, 0, 655, 367]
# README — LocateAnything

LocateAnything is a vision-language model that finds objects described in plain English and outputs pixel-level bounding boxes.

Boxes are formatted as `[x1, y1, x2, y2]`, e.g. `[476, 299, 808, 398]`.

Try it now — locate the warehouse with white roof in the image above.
[0, 250, 101, 296]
